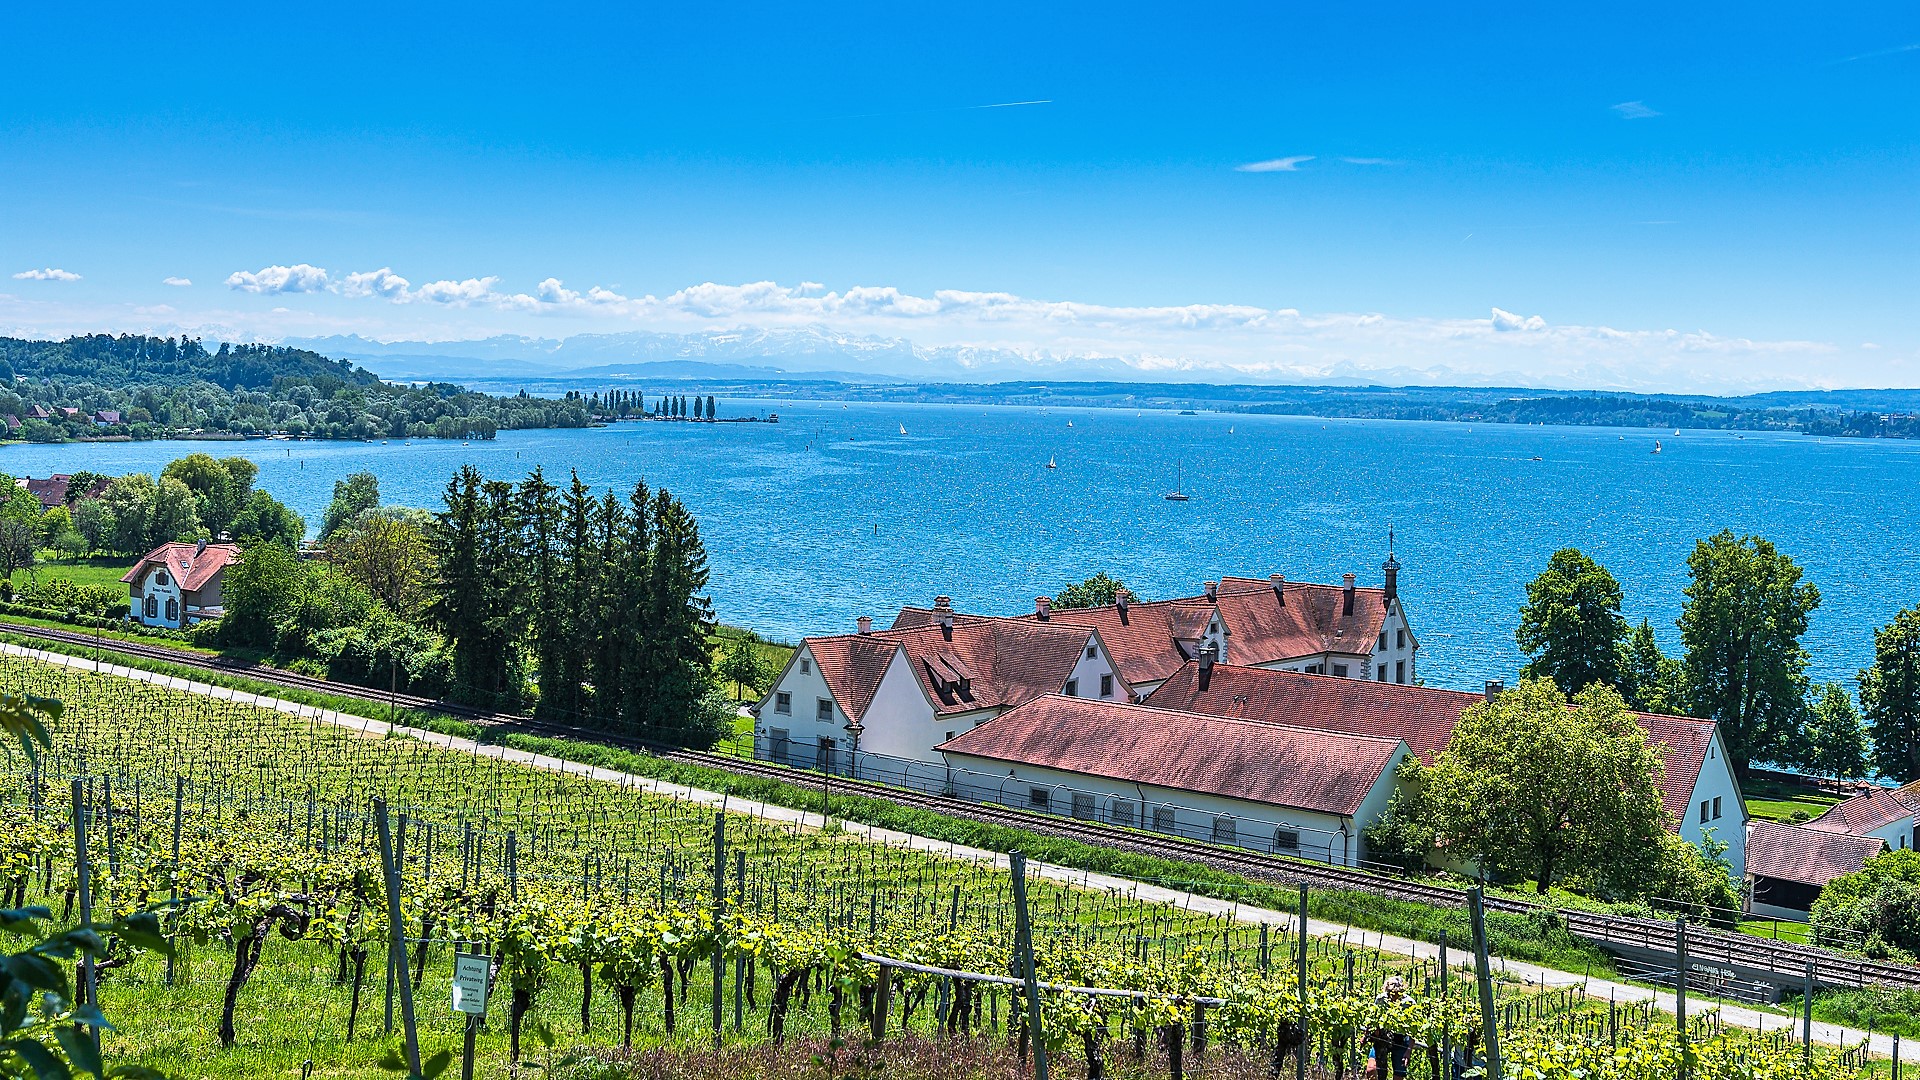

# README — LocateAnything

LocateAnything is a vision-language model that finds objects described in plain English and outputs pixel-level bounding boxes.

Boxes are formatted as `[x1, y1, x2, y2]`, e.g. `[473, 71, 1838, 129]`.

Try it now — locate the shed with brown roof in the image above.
[1746, 820, 1885, 918]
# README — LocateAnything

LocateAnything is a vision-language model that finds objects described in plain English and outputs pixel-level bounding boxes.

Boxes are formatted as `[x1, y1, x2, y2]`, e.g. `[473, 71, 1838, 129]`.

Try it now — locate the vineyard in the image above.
[0, 656, 1871, 1080]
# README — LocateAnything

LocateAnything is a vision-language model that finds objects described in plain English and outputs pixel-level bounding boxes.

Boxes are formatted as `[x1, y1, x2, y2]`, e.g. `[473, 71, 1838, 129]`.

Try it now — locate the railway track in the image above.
[6, 618, 1915, 991]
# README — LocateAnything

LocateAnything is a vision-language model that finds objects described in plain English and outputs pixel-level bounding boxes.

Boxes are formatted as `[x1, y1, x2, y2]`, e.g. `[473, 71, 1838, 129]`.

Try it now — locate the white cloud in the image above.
[12, 268, 81, 282]
[1611, 101, 1660, 120]
[1235, 156, 1314, 173]
[226, 263, 330, 294]
[1490, 307, 1547, 332]
[161, 276, 192, 287]
[1340, 157, 1400, 166]
[414, 277, 501, 305]
[338, 267, 413, 301]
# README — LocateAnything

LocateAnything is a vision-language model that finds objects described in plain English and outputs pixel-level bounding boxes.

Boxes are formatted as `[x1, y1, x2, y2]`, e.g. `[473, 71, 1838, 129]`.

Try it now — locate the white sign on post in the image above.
[452, 953, 491, 1015]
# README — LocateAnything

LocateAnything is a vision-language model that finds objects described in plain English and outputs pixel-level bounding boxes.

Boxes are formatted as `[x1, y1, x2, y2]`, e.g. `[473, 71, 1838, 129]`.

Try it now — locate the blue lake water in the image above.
[3, 401, 1913, 693]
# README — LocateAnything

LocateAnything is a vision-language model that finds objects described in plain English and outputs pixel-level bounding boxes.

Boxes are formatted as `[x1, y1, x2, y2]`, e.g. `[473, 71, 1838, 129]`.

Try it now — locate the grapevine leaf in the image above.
[421, 1049, 453, 1079]
[55, 1024, 105, 1080]
[0, 907, 53, 935]
[6, 1036, 72, 1080]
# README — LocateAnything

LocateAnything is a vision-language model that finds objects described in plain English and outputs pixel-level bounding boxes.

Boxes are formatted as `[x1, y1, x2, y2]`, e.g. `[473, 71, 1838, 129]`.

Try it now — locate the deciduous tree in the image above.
[321, 470, 381, 540]
[1678, 530, 1819, 776]
[1423, 678, 1670, 894]
[1616, 618, 1682, 715]
[1515, 548, 1627, 695]
[1803, 681, 1872, 780]
[1864, 607, 1920, 783]
[1053, 572, 1139, 610]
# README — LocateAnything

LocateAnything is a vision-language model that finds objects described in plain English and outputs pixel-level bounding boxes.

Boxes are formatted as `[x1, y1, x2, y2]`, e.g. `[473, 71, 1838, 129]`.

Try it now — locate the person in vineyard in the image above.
[1368, 974, 1413, 1080]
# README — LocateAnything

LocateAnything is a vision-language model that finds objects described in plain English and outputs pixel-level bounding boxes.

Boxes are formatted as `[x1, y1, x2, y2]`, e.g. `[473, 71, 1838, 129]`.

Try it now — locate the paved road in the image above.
[4, 640, 1892, 1057]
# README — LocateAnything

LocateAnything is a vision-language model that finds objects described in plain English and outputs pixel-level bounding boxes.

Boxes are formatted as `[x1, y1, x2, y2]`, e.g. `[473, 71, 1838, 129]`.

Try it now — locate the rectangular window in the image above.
[945, 731, 954, 743]
[1712, 796, 1722, 820]
[1699, 801, 1710, 824]
[1029, 787, 1050, 810]
[1152, 805, 1177, 833]
[1086, 644, 1098, 659]
[1376, 666, 1386, 682]
[1332, 664, 1349, 678]
[1063, 679, 1078, 697]
[816, 698, 833, 722]
[1099, 674, 1114, 698]
[1304, 664, 1322, 675]
[770, 729, 790, 764]
[1397, 629, 1406, 649]
[774, 692, 792, 715]
[1212, 816, 1237, 845]
[1110, 801, 1135, 828]
[1273, 829, 1300, 852]
[1071, 793, 1096, 820]
[1378, 632, 1387, 651]
[1395, 661, 1405, 683]
[800, 657, 811, 675]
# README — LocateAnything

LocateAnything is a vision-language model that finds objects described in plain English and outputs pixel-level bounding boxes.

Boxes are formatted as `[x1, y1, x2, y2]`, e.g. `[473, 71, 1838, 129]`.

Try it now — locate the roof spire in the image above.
[1383, 524, 1400, 604]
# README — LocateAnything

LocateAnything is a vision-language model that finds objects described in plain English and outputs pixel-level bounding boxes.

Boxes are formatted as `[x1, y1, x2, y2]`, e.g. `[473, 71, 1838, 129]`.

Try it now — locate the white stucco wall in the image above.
[1368, 601, 1417, 684]
[941, 745, 1410, 866]
[129, 566, 185, 629]
[1062, 631, 1122, 702]
[1679, 727, 1748, 880]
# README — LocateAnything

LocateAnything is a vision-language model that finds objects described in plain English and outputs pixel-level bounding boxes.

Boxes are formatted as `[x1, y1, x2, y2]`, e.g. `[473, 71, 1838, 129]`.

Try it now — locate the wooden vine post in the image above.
[711, 810, 725, 1047]
[1467, 885, 1502, 1080]
[69, 778, 98, 1057]
[1674, 916, 1690, 1080]
[374, 798, 422, 1080]
[1295, 885, 1308, 1080]
[1010, 851, 1048, 1080]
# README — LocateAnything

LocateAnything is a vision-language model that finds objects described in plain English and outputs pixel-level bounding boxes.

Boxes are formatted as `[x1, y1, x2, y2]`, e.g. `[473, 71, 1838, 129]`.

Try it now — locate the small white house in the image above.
[938, 693, 1413, 866]
[753, 597, 1127, 777]
[121, 540, 237, 629]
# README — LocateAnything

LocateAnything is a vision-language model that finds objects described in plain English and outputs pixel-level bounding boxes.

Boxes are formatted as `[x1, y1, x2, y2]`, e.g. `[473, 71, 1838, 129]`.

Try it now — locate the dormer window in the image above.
[156, 570, 169, 586]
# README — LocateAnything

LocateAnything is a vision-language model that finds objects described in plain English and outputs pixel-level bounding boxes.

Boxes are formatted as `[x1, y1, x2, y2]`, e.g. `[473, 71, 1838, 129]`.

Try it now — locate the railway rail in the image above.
[5, 618, 1914, 992]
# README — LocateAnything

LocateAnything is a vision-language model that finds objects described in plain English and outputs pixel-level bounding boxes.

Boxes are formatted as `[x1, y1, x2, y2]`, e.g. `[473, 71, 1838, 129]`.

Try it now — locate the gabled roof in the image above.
[1144, 661, 1721, 826]
[120, 542, 238, 594]
[1746, 820, 1885, 887]
[19, 475, 72, 509]
[937, 694, 1405, 817]
[803, 619, 1099, 721]
[1805, 783, 1920, 836]
[895, 574, 1396, 688]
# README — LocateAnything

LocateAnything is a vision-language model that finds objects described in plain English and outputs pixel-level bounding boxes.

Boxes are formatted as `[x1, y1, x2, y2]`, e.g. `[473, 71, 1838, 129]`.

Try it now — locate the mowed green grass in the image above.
[10, 553, 138, 590]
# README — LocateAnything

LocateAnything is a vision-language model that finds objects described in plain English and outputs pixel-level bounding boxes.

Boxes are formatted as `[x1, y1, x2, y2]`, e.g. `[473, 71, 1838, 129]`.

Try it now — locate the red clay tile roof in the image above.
[1746, 820, 1885, 886]
[895, 574, 1396, 688]
[1144, 662, 1720, 826]
[1804, 783, 1920, 836]
[120, 542, 238, 594]
[805, 619, 1099, 721]
[937, 694, 1406, 816]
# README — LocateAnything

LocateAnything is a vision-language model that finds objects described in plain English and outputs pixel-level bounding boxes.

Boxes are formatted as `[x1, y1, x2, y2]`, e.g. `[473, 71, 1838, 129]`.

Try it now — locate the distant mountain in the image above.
[286, 327, 1116, 384]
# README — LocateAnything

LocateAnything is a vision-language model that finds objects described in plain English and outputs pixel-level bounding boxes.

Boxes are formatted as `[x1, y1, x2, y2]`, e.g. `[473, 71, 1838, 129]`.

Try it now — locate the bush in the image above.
[1812, 848, 1920, 956]
[15, 577, 126, 618]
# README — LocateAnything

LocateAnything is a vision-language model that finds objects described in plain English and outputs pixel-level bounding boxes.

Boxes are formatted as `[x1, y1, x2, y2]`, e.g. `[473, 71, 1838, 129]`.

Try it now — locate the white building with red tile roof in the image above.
[121, 540, 237, 628]
[938, 694, 1413, 865]
[1802, 781, 1920, 850]
[1142, 658, 1748, 877]
[895, 559, 1415, 695]
[753, 596, 1126, 773]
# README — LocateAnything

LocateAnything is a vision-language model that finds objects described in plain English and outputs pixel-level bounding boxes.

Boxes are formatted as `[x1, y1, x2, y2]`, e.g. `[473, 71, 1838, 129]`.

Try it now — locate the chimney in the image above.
[1342, 573, 1356, 616]
[1115, 588, 1132, 625]
[1484, 680, 1504, 701]
[856, 616, 872, 635]
[1204, 580, 1218, 601]
[1270, 573, 1285, 605]
[1035, 596, 1052, 621]
[933, 595, 954, 640]
[1197, 641, 1218, 691]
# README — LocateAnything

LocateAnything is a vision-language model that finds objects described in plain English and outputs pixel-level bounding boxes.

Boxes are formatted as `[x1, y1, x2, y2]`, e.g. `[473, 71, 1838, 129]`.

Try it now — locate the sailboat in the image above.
[1046, 455, 1057, 470]
[1673, 429, 1681, 436]
[899, 423, 907, 435]
[1653, 441, 1663, 454]
[1164, 463, 1191, 501]
[1067, 420, 1074, 427]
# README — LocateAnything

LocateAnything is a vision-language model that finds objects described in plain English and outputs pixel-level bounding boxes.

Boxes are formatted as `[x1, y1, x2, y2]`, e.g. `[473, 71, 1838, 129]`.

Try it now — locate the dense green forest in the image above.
[0, 334, 593, 441]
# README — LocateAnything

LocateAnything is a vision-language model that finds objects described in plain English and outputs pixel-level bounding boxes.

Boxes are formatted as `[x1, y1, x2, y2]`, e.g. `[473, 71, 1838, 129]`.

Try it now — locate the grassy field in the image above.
[1743, 776, 1845, 824]
[8, 552, 137, 589]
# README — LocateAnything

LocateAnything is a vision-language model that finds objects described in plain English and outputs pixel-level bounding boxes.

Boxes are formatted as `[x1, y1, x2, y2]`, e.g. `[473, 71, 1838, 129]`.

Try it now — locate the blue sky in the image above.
[2, 2, 1915, 391]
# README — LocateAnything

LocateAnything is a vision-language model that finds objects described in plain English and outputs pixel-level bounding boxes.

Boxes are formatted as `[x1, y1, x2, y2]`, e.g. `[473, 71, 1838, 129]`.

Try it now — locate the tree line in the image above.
[219, 466, 732, 747]
[1511, 534, 1920, 784]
